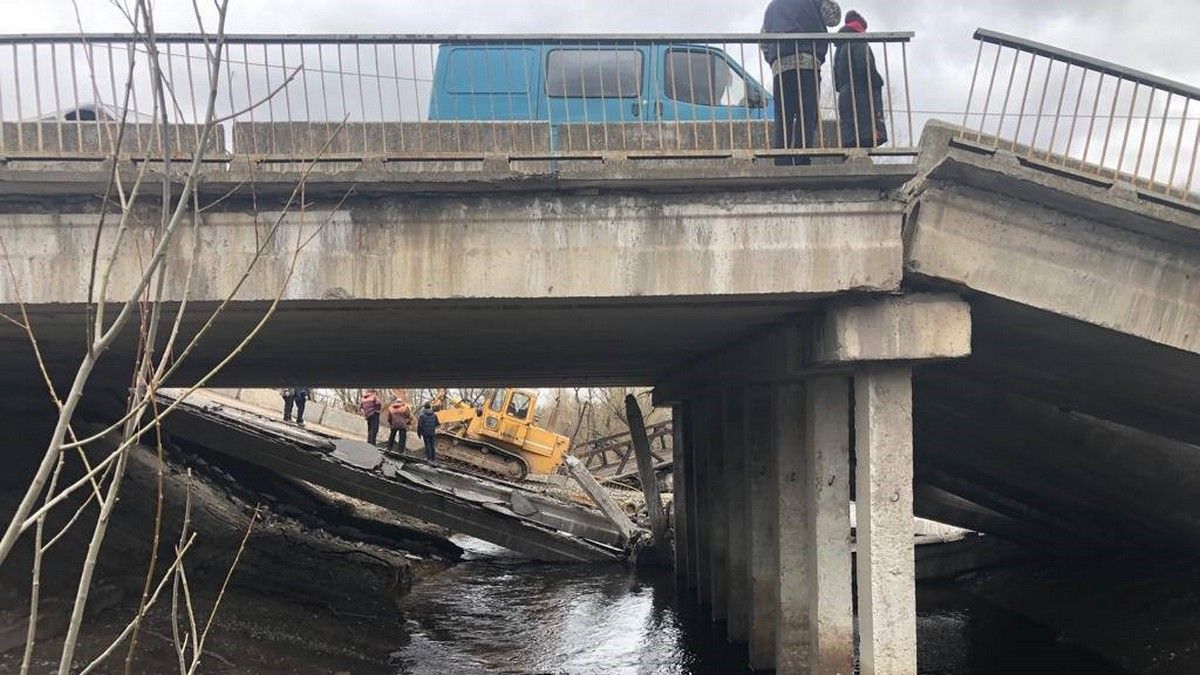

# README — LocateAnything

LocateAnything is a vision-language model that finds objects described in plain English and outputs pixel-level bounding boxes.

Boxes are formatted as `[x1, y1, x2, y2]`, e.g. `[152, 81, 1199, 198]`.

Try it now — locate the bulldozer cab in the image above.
[483, 388, 537, 445]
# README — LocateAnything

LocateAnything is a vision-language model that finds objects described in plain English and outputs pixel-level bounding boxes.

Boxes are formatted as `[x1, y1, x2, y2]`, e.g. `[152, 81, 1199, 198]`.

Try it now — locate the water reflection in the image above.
[390, 538, 1119, 674]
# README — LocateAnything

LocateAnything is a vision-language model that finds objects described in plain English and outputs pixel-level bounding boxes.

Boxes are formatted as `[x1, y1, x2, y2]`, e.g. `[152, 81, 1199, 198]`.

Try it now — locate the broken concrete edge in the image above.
[651, 292, 972, 405]
[907, 120, 1200, 246]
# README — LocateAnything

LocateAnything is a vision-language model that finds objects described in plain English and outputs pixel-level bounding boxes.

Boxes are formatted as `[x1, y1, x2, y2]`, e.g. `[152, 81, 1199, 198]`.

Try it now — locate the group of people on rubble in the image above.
[763, 0, 887, 163]
[280, 388, 441, 462]
[357, 390, 440, 462]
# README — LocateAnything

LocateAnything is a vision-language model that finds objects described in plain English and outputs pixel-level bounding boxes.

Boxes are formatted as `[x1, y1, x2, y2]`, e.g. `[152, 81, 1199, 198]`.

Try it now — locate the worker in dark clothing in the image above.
[359, 389, 382, 446]
[385, 398, 414, 455]
[281, 387, 311, 425]
[761, 0, 841, 164]
[833, 10, 888, 149]
[417, 403, 440, 462]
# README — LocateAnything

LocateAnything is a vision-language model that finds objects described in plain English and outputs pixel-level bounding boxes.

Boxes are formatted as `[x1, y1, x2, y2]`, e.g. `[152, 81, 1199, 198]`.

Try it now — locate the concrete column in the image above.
[723, 389, 749, 643]
[693, 398, 712, 607]
[744, 386, 778, 671]
[774, 383, 812, 674]
[805, 376, 854, 675]
[854, 368, 917, 675]
[672, 402, 691, 583]
[708, 394, 729, 628]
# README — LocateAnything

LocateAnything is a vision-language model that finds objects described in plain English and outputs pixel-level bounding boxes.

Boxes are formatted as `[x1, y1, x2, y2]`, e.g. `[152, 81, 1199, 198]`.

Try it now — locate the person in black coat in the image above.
[417, 403, 440, 462]
[281, 387, 311, 425]
[833, 10, 888, 149]
[761, 0, 842, 165]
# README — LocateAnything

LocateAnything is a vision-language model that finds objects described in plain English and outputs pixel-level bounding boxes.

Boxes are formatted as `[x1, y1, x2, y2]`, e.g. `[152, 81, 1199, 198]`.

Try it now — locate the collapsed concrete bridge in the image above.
[0, 27, 1197, 675]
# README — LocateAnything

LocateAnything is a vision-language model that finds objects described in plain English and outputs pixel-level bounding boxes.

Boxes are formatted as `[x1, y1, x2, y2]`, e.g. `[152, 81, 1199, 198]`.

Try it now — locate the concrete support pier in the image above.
[657, 294, 971, 674]
[673, 403, 692, 584]
[855, 368, 918, 675]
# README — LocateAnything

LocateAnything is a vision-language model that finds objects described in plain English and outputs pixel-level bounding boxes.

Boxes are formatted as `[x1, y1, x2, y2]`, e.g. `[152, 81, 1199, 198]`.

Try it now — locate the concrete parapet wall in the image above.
[0, 122, 226, 157]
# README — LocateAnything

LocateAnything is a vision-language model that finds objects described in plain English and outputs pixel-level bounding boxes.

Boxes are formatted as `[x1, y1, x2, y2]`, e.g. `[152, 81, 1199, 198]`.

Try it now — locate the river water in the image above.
[388, 537, 1121, 675]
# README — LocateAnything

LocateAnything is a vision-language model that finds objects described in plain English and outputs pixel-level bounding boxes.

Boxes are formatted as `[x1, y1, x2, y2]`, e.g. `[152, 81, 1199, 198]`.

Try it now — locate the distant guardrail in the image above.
[960, 29, 1199, 203]
[0, 32, 917, 163]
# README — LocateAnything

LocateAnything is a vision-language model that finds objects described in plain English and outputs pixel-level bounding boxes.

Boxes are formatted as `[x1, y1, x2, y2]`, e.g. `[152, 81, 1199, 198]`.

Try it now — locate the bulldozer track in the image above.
[433, 432, 530, 482]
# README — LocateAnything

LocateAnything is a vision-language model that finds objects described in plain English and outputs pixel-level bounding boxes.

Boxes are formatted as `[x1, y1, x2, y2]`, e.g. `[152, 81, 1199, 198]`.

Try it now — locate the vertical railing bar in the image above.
[410, 43, 424, 154]
[501, 40, 517, 155]
[1011, 53, 1035, 152]
[1116, 83, 1141, 180]
[106, 42, 119, 155]
[354, 44, 367, 155]
[881, 42, 897, 151]
[901, 40, 913, 147]
[280, 44, 296, 161]
[69, 43, 83, 152]
[183, 42, 200, 150]
[50, 43, 65, 152]
[789, 41, 806, 153]
[847, 41, 861, 148]
[995, 46, 1019, 149]
[726, 41, 735, 152]
[434, 42, 452, 154]
[11, 45, 22, 152]
[1167, 98, 1190, 191]
[391, 43, 405, 154]
[262, 45, 276, 157]
[686, 45, 700, 153]
[1061, 66, 1087, 165]
[1148, 92, 1173, 188]
[464, 40, 482, 154]
[1099, 78, 1123, 172]
[1133, 88, 1157, 185]
[596, 38, 611, 154]
[1183, 116, 1199, 200]
[975, 42, 1002, 142]
[130, 42, 145, 155]
[240, 44, 257, 156]
[811, 41, 824, 150]
[652, 41, 663, 152]
[162, 43, 179, 157]
[709, 44, 720, 152]
[1080, 73, 1105, 169]
[866, 40, 881, 148]
[372, 43, 387, 157]
[318, 44, 332, 155]
[611, 42, 627, 152]
[335, 43, 349, 155]
[961, 39, 984, 131]
[756, 39, 769, 154]
[32, 44, 45, 152]
[555, 43, 571, 154]
[1046, 63, 1071, 160]
[1029, 58, 1054, 159]
[740, 42, 752, 154]
[577, 44, 592, 153]
[0, 46, 7, 153]
[299, 46, 314, 157]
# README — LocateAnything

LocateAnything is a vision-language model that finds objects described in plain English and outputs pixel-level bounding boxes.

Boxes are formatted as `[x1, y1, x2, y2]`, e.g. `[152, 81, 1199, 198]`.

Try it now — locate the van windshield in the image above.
[546, 49, 643, 99]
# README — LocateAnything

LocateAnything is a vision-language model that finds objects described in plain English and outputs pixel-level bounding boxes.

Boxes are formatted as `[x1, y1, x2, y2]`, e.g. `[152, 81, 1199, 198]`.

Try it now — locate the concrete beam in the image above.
[672, 403, 691, 582]
[693, 398, 713, 607]
[708, 394, 730, 629]
[855, 367, 917, 675]
[908, 182, 1200, 355]
[744, 386, 778, 671]
[805, 376, 855, 675]
[723, 390, 750, 643]
[774, 383, 812, 674]
[810, 294, 971, 365]
[653, 293, 972, 404]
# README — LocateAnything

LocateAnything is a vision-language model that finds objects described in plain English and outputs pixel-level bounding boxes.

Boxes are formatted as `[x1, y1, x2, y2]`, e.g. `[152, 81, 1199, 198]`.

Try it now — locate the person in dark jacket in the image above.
[761, 0, 841, 165]
[359, 389, 382, 446]
[385, 398, 414, 455]
[281, 387, 311, 425]
[417, 403, 440, 462]
[833, 10, 887, 149]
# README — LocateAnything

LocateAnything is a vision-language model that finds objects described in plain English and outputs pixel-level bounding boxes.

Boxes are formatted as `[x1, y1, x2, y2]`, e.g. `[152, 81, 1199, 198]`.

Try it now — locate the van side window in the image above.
[546, 49, 643, 99]
[664, 49, 752, 107]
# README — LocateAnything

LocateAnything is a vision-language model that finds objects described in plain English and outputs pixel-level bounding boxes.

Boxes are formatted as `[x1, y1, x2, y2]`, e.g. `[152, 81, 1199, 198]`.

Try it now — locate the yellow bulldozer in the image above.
[427, 388, 570, 481]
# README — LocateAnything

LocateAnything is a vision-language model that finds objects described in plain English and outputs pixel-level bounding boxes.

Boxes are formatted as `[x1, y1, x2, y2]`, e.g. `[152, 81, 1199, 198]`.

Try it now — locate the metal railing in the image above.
[961, 29, 1200, 203]
[0, 32, 916, 163]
